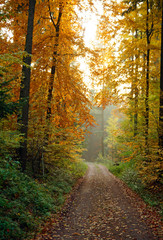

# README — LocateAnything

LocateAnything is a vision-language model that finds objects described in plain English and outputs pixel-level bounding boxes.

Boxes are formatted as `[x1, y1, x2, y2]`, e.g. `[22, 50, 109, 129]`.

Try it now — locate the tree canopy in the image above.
[0, 0, 162, 238]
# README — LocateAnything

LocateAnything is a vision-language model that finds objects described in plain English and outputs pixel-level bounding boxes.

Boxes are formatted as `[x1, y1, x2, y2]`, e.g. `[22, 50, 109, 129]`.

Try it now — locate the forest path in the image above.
[36, 163, 162, 240]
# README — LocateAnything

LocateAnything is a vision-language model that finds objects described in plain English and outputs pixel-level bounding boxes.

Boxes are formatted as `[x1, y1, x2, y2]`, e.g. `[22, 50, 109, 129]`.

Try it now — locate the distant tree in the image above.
[105, 116, 119, 162]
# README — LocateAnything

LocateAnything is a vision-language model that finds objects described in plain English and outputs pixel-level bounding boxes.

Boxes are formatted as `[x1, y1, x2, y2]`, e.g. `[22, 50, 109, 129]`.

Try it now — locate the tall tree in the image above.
[44, 0, 63, 144]
[18, 0, 36, 171]
[145, 0, 150, 149]
[159, 1, 163, 149]
[95, 0, 162, 185]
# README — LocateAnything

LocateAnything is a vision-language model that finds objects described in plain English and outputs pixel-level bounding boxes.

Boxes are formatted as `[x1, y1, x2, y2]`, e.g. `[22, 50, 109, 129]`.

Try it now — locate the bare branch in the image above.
[47, 0, 56, 29]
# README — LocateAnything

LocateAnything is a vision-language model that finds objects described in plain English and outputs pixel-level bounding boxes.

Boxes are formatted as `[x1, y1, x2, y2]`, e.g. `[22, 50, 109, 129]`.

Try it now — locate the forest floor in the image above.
[35, 163, 163, 240]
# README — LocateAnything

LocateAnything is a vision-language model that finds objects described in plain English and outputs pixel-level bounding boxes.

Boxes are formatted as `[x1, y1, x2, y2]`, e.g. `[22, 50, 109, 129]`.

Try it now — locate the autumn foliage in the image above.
[0, 0, 95, 175]
[94, 0, 162, 186]
[0, 0, 163, 238]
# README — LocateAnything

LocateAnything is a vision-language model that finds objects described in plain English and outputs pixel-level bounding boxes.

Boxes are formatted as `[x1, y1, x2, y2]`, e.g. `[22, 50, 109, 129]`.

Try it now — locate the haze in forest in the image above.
[0, 0, 163, 239]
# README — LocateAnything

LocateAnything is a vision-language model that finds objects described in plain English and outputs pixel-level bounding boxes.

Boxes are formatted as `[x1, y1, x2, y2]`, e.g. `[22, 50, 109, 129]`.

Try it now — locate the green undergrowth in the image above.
[105, 160, 163, 218]
[0, 157, 87, 240]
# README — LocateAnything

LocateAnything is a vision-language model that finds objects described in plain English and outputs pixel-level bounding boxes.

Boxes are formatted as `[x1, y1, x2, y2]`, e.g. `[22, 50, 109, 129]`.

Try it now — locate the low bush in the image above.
[107, 160, 163, 218]
[0, 158, 55, 240]
[68, 161, 88, 180]
[109, 163, 125, 176]
[0, 157, 87, 240]
[96, 152, 109, 164]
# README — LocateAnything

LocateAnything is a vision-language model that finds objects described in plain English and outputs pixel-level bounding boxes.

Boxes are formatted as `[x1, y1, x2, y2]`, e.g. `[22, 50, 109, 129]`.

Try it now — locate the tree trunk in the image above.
[45, 27, 60, 145]
[145, 0, 150, 150]
[134, 30, 138, 137]
[18, 0, 36, 171]
[44, 2, 63, 145]
[46, 26, 59, 123]
[159, 2, 163, 149]
[101, 106, 104, 157]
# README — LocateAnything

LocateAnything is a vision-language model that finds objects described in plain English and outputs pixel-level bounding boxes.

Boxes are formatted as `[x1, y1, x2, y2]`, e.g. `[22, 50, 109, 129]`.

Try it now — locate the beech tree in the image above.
[159, 1, 163, 150]
[1, 0, 162, 185]
[45, 0, 63, 141]
[93, 0, 162, 185]
[24, 0, 95, 173]
[18, 0, 36, 171]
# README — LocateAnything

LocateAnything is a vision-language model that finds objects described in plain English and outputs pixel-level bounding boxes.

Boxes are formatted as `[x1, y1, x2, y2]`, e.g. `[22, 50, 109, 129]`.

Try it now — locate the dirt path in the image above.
[37, 163, 163, 240]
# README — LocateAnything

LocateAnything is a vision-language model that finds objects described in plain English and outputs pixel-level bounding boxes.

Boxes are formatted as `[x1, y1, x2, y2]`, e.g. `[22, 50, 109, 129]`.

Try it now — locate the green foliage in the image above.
[0, 120, 22, 157]
[0, 158, 55, 240]
[45, 168, 74, 209]
[108, 160, 144, 192]
[134, 153, 163, 186]
[109, 163, 124, 176]
[108, 161, 135, 178]
[105, 111, 163, 186]
[0, 157, 87, 240]
[96, 152, 109, 163]
[0, 51, 29, 119]
[107, 161, 163, 218]
[0, 53, 88, 239]
[68, 161, 88, 180]
[0, 79, 19, 119]
[0, 51, 23, 157]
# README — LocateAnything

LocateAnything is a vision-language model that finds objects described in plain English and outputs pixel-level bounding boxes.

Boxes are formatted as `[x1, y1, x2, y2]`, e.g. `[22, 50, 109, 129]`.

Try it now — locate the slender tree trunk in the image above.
[46, 25, 59, 121]
[145, 0, 150, 150]
[134, 30, 138, 137]
[101, 106, 104, 157]
[145, 51, 150, 147]
[44, 3, 63, 145]
[130, 54, 134, 123]
[159, 3, 163, 149]
[132, 3, 139, 137]
[134, 87, 138, 136]
[111, 136, 113, 162]
[18, 0, 36, 171]
[101, 72, 105, 157]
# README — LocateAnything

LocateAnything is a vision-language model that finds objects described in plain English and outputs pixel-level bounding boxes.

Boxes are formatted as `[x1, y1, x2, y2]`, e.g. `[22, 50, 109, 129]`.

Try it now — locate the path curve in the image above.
[37, 163, 163, 240]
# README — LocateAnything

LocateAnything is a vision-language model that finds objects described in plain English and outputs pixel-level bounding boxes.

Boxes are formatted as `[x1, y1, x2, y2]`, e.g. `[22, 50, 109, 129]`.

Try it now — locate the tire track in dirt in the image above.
[36, 163, 163, 240]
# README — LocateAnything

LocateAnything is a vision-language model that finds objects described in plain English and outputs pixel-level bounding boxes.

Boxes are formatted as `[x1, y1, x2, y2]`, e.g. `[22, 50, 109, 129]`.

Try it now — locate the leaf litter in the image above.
[34, 163, 163, 240]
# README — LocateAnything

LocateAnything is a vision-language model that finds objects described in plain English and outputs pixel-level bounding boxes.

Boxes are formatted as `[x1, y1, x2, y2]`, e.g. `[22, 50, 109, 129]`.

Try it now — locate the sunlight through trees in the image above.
[0, 0, 162, 239]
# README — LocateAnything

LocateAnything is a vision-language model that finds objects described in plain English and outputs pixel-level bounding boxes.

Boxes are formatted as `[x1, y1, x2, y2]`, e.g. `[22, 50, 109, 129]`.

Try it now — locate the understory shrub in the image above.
[96, 152, 109, 164]
[0, 158, 55, 240]
[0, 157, 87, 240]
[107, 160, 163, 217]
